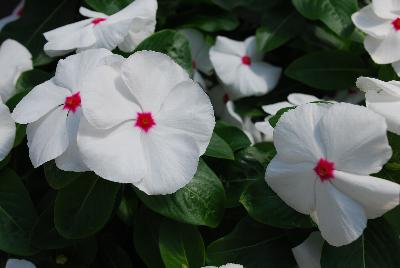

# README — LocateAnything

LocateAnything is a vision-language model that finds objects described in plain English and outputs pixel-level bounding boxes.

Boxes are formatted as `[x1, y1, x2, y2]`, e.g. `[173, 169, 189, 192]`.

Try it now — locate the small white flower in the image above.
[12, 49, 121, 171]
[203, 264, 243, 268]
[209, 36, 281, 100]
[266, 102, 400, 246]
[5, 259, 36, 268]
[292, 232, 324, 268]
[0, 0, 24, 31]
[179, 29, 213, 89]
[356, 76, 400, 134]
[0, 39, 32, 102]
[0, 98, 16, 161]
[78, 51, 215, 195]
[43, 0, 157, 57]
[352, 0, 400, 73]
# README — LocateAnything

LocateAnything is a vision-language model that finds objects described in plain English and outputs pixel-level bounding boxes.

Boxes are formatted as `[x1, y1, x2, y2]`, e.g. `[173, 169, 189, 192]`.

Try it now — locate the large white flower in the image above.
[266, 102, 400, 246]
[0, 39, 32, 102]
[179, 29, 213, 89]
[12, 49, 121, 171]
[0, 98, 16, 161]
[209, 36, 281, 100]
[292, 232, 324, 268]
[0, 0, 24, 31]
[352, 0, 400, 72]
[356, 76, 400, 134]
[5, 259, 35, 268]
[78, 51, 215, 195]
[203, 264, 243, 268]
[43, 0, 157, 57]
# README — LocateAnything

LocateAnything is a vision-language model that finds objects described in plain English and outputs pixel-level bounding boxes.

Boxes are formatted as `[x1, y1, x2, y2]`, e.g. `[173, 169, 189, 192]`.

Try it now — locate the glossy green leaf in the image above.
[205, 132, 235, 160]
[268, 107, 295, 128]
[44, 161, 81, 190]
[54, 174, 121, 239]
[214, 122, 251, 152]
[137, 159, 225, 227]
[85, 0, 133, 15]
[181, 12, 239, 32]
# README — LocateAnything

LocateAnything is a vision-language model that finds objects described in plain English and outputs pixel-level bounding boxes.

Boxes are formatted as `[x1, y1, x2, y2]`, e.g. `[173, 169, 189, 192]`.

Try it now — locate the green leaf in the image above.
[159, 220, 205, 268]
[54, 174, 121, 239]
[268, 107, 295, 128]
[137, 159, 225, 227]
[240, 179, 315, 228]
[206, 217, 296, 267]
[0, 169, 38, 255]
[214, 122, 251, 152]
[292, 0, 358, 36]
[85, 0, 133, 15]
[44, 161, 81, 190]
[181, 12, 239, 32]
[98, 235, 134, 268]
[379, 65, 398, 82]
[285, 50, 369, 91]
[134, 30, 193, 76]
[205, 132, 235, 160]
[256, 11, 306, 53]
[212, 0, 280, 11]
[116, 187, 138, 226]
[321, 218, 400, 267]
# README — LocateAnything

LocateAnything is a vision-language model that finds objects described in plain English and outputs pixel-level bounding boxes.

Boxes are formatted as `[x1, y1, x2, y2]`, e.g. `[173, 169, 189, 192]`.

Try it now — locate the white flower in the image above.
[78, 51, 215, 195]
[0, 39, 32, 102]
[0, 0, 24, 31]
[209, 36, 281, 100]
[0, 98, 16, 161]
[203, 264, 243, 268]
[12, 49, 121, 171]
[292, 232, 324, 268]
[43, 0, 157, 57]
[5, 259, 36, 268]
[266, 102, 400, 246]
[179, 29, 213, 89]
[255, 93, 320, 141]
[352, 0, 400, 73]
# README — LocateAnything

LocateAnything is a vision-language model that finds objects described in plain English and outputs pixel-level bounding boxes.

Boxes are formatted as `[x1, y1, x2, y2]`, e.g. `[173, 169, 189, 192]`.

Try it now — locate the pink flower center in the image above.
[392, 17, 400, 31]
[91, 18, 107, 25]
[314, 158, 335, 181]
[241, 55, 251, 65]
[192, 60, 197, 69]
[135, 112, 156, 132]
[64, 92, 81, 113]
[223, 94, 230, 104]
[16, 7, 23, 17]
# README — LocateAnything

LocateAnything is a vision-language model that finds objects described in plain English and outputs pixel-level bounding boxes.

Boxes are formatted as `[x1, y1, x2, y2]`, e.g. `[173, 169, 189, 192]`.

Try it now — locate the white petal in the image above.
[262, 101, 292, 115]
[156, 81, 215, 155]
[78, 119, 146, 183]
[117, 17, 156, 52]
[0, 101, 16, 161]
[315, 180, 367, 247]
[292, 232, 324, 268]
[12, 80, 70, 124]
[55, 109, 88, 172]
[121, 51, 189, 113]
[27, 107, 69, 167]
[287, 93, 320, 106]
[317, 102, 392, 175]
[225, 100, 244, 126]
[356, 76, 400, 97]
[137, 125, 200, 195]
[372, 0, 400, 19]
[254, 121, 274, 141]
[351, 6, 392, 38]
[113, 0, 157, 21]
[364, 32, 400, 64]
[79, 7, 107, 18]
[193, 70, 206, 89]
[209, 49, 241, 90]
[80, 65, 141, 129]
[0, 39, 32, 101]
[333, 171, 400, 218]
[244, 36, 263, 61]
[211, 36, 245, 57]
[5, 259, 36, 268]
[90, 18, 134, 51]
[273, 103, 329, 163]
[265, 156, 317, 214]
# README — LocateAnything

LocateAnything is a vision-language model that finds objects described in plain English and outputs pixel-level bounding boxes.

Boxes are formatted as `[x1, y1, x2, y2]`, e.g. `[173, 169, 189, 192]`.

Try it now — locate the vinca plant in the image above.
[0, 0, 399, 267]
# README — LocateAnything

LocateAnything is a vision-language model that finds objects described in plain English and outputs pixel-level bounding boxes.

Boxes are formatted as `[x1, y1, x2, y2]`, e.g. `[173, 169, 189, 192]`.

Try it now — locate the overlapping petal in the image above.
[0, 101, 16, 161]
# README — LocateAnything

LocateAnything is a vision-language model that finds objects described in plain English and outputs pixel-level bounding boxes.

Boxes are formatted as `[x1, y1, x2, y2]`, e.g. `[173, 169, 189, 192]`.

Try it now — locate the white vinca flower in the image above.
[203, 264, 243, 268]
[0, 98, 16, 161]
[292, 232, 324, 268]
[12, 49, 122, 171]
[43, 0, 157, 57]
[209, 36, 281, 100]
[0, 39, 32, 102]
[266, 102, 400, 246]
[0, 0, 24, 31]
[5, 259, 36, 268]
[78, 51, 215, 195]
[356, 76, 400, 134]
[352, 0, 400, 73]
[179, 29, 213, 89]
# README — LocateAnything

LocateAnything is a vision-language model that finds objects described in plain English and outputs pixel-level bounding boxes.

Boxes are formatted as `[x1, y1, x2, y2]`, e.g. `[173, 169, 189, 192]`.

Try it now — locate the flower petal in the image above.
[156, 81, 215, 155]
[27, 107, 69, 168]
[0, 102, 15, 161]
[5, 259, 36, 268]
[364, 31, 400, 64]
[265, 156, 317, 214]
[121, 51, 189, 113]
[254, 121, 274, 141]
[314, 180, 367, 247]
[356, 76, 400, 97]
[90, 18, 134, 51]
[287, 93, 320, 106]
[12, 80, 70, 124]
[211, 36, 245, 57]
[244, 36, 263, 61]
[317, 102, 392, 175]
[291, 232, 324, 268]
[372, 0, 400, 19]
[209, 49, 241, 90]
[78, 119, 146, 184]
[79, 7, 107, 18]
[333, 171, 400, 218]
[351, 6, 391, 38]
[262, 101, 292, 115]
